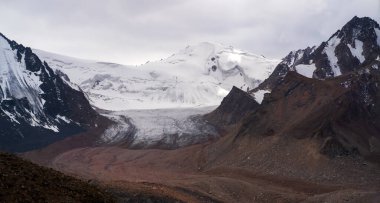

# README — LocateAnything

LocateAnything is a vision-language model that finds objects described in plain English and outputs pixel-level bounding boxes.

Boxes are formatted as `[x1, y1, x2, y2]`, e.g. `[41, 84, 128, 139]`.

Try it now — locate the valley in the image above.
[1, 15, 380, 203]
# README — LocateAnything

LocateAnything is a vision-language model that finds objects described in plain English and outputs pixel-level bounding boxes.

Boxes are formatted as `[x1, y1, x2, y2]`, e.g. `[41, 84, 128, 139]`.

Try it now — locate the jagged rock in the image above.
[256, 16, 380, 91]
[205, 86, 259, 125]
[0, 33, 108, 152]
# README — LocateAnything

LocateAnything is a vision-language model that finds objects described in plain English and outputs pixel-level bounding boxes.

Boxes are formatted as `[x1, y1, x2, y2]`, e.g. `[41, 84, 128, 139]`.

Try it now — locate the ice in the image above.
[100, 114, 131, 144]
[100, 106, 218, 147]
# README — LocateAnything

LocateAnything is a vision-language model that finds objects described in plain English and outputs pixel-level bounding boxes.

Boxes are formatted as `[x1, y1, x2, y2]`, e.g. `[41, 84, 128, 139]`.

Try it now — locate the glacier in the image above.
[34, 42, 280, 111]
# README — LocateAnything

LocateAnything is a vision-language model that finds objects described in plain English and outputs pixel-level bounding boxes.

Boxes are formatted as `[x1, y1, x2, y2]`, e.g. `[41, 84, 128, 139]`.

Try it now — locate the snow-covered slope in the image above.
[290, 16, 380, 79]
[0, 35, 48, 128]
[35, 42, 280, 110]
[256, 16, 380, 92]
[0, 33, 104, 152]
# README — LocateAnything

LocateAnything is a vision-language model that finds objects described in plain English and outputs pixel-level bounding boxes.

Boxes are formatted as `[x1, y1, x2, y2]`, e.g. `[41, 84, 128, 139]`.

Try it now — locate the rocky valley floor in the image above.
[22, 106, 380, 202]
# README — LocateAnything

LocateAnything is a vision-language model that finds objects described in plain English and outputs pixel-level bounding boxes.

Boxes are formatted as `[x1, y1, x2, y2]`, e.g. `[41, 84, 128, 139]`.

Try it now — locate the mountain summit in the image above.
[35, 42, 280, 110]
[258, 16, 380, 90]
[0, 33, 106, 152]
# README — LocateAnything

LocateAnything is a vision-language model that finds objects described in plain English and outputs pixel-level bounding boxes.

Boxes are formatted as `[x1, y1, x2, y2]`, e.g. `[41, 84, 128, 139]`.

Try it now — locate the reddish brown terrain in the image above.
[0, 152, 115, 202]
[23, 65, 380, 202]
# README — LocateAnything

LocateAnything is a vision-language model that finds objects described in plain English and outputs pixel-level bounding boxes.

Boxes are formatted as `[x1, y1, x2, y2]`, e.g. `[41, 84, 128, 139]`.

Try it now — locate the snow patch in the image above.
[42, 124, 59, 132]
[2, 109, 20, 124]
[295, 64, 317, 78]
[253, 90, 270, 104]
[56, 115, 71, 123]
[323, 36, 342, 76]
[348, 40, 365, 63]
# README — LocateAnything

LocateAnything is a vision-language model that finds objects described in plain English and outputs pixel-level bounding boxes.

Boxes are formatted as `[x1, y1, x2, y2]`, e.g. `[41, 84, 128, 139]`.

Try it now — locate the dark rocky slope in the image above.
[0, 152, 115, 202]
[205, 86, 259, 126]
[0, 33, 110, 152]
[257, 16, 380, 91]
[238, 62, 380, 160]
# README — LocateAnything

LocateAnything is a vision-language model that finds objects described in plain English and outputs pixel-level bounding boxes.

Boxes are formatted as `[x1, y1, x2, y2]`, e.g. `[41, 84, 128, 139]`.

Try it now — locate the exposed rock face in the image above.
[0, 33, 107, 152]
[205, 86, 259, 125]
[257, 16, 380, 91]
[238, 63, 380, 159]
[198, 16, 380, 160]
[234, 17, 380, 160]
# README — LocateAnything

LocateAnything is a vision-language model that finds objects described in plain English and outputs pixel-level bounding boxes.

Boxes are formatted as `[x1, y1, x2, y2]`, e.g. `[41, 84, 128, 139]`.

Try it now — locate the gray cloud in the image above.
[1, 0, 379, 64]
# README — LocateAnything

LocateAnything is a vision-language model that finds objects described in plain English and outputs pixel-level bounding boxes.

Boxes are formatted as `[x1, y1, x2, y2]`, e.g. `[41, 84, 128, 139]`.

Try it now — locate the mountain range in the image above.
[34, 42, 279, 110]
[1, 16, 380, 202]
[257, 16, 380, 91]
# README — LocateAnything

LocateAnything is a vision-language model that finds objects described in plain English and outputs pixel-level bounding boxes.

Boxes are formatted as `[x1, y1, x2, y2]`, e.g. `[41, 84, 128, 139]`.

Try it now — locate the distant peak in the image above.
[342, 16, 380, 32]
[332, 16, 380, 44]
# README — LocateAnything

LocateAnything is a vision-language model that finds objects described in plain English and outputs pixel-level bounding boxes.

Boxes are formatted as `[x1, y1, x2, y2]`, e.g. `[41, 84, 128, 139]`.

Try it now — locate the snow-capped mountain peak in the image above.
[336, 16, 380, 46]
[144, 42, 278, 81]
[0, 33, 104, 152]
[36, 42, 280, 110]
[0, 33, 58, 131]
[259, 16, 380, 91]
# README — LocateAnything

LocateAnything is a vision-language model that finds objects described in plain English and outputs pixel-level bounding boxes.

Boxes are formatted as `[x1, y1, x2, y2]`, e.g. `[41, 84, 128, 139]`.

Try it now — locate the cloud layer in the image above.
[1, 0, 379, 64]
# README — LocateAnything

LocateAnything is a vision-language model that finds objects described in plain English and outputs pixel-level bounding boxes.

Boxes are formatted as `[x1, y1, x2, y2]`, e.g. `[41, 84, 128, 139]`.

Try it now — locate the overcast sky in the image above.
[1, 0, 379, 65]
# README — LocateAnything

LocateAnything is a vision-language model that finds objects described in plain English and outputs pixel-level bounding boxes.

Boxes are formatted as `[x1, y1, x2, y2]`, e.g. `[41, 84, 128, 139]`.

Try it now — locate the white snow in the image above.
[348, 40, 365, 63]
[34, 42, 280, 111]
[295, 64, 317, 78]
[253, 90, 270, 104]
[42, 124, 59, 132]
[217, 87, 229, 97]
[0, 36, 61, 132]
[2, 109, 20, 124]
[375, 28, 380, 47]
[0, 37, 44, 110]
[323, 36, 342, 76]
[56, 115, 71, 123]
